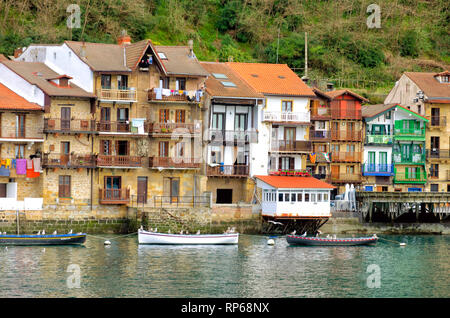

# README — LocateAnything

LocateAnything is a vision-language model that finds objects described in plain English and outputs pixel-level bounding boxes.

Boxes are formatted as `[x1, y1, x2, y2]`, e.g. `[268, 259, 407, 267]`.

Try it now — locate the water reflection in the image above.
[0, 235, 448, 297]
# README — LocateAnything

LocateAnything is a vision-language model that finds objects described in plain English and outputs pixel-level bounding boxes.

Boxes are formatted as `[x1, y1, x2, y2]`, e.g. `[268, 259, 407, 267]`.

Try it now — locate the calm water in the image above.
[0, 234, 448, 298]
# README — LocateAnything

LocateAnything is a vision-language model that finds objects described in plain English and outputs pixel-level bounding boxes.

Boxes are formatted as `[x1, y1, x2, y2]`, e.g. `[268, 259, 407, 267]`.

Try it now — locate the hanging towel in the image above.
[154, 87, 162, 100]
[0, 159, 6, 167]
[5, 159, 11, 169]
[33, 157, 41, 172]
[26, 161, 40, 178]
[0, 167, 10, 177]
[11, 159, 16, 169]
[162, 88, 171, 96]
[16, 159, 27, 175]
[26, 159, 33, 169]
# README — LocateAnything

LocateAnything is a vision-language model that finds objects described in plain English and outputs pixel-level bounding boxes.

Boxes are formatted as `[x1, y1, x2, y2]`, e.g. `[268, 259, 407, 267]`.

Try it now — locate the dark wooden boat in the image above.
[286, 234, 378, 246]
[0, 233, 87, 245]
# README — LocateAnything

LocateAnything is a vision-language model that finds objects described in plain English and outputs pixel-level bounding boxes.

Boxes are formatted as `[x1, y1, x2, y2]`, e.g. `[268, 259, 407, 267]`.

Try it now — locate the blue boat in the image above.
[0, 233, 87, 245]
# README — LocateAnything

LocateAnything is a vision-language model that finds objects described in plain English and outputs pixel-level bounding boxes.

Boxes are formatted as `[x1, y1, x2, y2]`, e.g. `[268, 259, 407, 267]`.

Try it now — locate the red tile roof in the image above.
[226, 62, 315, 97]
[0, 83, 42, 110]
[255, 175, 335, 189]
[326, 89, 369, 102]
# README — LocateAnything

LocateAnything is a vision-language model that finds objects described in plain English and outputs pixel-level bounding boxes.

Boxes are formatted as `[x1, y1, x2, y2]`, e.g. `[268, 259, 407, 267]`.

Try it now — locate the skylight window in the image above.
[221, 81, 236, 87]
[251, 74, 259, 78]
[158, 52, 167, 59]
[213, 73, 228, 79]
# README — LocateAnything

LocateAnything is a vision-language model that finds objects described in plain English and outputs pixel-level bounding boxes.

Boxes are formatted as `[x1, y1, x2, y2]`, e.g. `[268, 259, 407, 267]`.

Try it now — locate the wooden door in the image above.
[137, 177, 148, 204]
[60, 142, 70, 165]
[16, 114, 25, 138]
[61, 107, 71, 131]
[331, 165, 340, 179]
[284, 127, 295, 151]
[100, 107, 111, 131]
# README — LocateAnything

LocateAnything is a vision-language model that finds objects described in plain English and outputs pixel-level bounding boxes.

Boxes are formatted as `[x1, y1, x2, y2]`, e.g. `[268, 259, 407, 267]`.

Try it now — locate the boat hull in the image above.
[286, 235, 377, 246]
[0, 234, 87, 245]
[138, 230, 239, 245]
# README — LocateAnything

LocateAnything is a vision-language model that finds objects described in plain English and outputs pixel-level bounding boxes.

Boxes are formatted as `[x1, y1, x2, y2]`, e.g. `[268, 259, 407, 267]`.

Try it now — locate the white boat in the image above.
[138, 229, 239, 245]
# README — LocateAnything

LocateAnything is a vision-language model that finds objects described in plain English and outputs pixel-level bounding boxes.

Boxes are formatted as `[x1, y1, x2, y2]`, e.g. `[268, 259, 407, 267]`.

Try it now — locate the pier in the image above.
[356, 192, 450, 223]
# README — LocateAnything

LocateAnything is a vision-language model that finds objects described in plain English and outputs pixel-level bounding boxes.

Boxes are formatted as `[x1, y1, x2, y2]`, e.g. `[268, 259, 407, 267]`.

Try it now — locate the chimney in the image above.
[301, 76, 309, 86]
[14, 47, 24, 59]
[326, 82, 334, 91]
[188, 39, 194, 58]
[79, 42, 87, 59]
[118, 29, 131, 46]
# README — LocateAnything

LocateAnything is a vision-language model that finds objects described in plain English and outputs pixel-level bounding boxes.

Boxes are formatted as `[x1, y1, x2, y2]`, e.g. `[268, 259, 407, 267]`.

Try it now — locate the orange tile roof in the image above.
[227, 62, 315, 97]
[326, 89, 369, 102]
[255, 175, 335, 189]
[0, 83, 42, 111]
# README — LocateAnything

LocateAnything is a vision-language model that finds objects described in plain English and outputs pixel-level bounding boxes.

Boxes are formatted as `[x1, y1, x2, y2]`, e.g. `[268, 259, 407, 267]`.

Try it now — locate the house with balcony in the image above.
[385, 70, 450, 192]
[326, 89, 368, 193]
[227, 63, 315, 177]
[200, 62, 264, 204]
[362, 104, 396, 192]
[0, 59, 95, 209]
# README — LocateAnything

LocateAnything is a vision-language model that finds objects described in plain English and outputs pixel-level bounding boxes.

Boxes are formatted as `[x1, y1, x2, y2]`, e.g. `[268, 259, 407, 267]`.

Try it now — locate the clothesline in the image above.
[0, 158, 41, 178]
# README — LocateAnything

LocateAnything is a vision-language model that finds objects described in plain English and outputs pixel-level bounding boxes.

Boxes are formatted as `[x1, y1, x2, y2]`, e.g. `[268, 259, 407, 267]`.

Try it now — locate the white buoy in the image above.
[399, 243, 406, 246]
[267, 239, 275, 245]
[104, 240, 111, 245]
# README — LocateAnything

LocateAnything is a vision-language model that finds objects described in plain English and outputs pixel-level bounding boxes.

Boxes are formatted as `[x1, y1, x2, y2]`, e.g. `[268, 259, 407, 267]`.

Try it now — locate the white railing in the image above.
[0, 198, 43, 210]
[263, 111, 310, 123]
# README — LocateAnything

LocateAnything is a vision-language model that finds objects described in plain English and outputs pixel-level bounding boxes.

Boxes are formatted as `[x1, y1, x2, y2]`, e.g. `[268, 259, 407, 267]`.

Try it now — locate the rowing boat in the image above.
[138, 229, 239, 245]
[286, 234, 378, 246]
[0, 233, 87, 245]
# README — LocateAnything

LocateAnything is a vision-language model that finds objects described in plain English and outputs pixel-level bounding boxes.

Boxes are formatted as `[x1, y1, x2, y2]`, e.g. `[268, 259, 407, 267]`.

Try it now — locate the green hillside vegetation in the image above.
[0, 0, 448, 101]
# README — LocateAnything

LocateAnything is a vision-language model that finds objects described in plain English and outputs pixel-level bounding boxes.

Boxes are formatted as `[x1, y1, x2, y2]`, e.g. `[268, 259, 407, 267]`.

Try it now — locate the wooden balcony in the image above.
[97, 88, 137, 102]
[97, 155, 142, 168]
[331, 130, 362, 141]
[310, 106, 331, 120]
[0, 126, 44, 141]
[148, 157, 201, 169]
[99, 188, 130, 204]
[263, 111, 310, 123]
[150, 122, 201, 136]
[330, 107, 361, 120]
[271, 140, 312, 153]
[42, 153, 96, 168]
[208, 129, 258, 144]
[96, 121, 149, 135]
[331, 151, 361, 163]
[44, 118, 96, 134]
[427, 116, 447, 129]
[331, 172, 362, 183]
[148, 88, 201, 103]
[207, 165, 249, 177]
[309, 130, 330, 141]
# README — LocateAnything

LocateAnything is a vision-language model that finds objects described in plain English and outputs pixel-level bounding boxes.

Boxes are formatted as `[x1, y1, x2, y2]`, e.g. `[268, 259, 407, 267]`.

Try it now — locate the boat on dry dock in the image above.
[138, 229, 239, 245]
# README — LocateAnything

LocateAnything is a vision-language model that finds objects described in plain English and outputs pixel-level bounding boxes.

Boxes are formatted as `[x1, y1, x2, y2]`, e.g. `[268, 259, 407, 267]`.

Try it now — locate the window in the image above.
[323, 193, 329, 202]
[297, 192, 303, 202]
[101, 140, 112, 155]
[212, 113, 225, 130]
[347, 165, 355, 174]
[316, 121, 326, 130]
[311, 193, 316, 202]
[212, 73, 228, 79]
[430, 164, 439, 178]
[291, 192, 296, 202]
[304, 192, 310, 202]
[116, 140, 129, 156]
[234, 113, 247, 131]
[159, 109, 169, 123]
[385, 111, 391, 119]
[58, 175, 71, 198]
[176, 142, 185, 158]
[430, 184, 439, 192]
[16, 114, 26, 138]
[281, 100, 293, 112]
[158, 52, 167, 59]
[159, 77, 170, 89]
[101, 75, 111, 89]
[117, 75, 128, 90]
[176, 78, 186, 90]
[159, 141, 169, 157]
[175, 110, 185, 123]
[278, 192, 284, 202]
[211, 148, 222, 164]
[221, 81, 236, 87]
[163, 177, 180, 200]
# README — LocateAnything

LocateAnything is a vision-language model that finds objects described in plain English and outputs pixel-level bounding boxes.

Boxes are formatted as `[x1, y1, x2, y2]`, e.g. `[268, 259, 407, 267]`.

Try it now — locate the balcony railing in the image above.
[310, 107, 331, 119]
[97, 88, 137, 102]
[427, 116, 447, 128]
[362, 164, 394, 176]
[331, 130, 362, 141]
[150, 122, 201, 135]
[331, 172, 362, 183]
[42, 153, 96, 168]
[271, 140, 312, 152]
[330, 108, 361, 120]
[148, 157, 201, 169]
[207, 164, 249, 177]
[148, 88, 202, 102]
[426, 149, 450, 159]
[44, 118, 96, 133]
[263, 111, 310, 123]
[392, 152, 425, 164]
[309, 130, 330, 140]
[394, 127, 425, 139]
[331, 151, 361, 162]
[393, 171, 427, 184]
[99, 188, 130, 204]
[208, 130, 258, 144]
[97, 155, 142, 167]
[152, 196, 210, 208]
[365, 134, 393, 144]
[0, 126, 44, 140]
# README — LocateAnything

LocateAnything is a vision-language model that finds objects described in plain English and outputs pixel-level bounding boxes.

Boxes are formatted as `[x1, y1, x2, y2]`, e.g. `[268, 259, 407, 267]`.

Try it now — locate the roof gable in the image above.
[255, 175, 335, 189]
